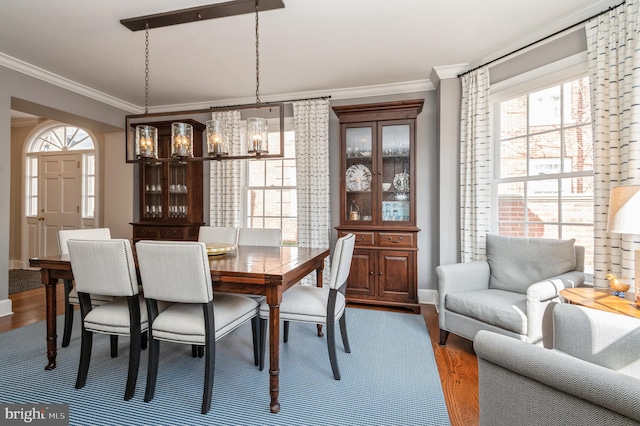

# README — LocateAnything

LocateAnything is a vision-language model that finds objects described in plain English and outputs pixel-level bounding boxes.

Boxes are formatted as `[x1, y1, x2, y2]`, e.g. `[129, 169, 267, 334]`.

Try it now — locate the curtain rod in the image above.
[458, 1, 626, 78]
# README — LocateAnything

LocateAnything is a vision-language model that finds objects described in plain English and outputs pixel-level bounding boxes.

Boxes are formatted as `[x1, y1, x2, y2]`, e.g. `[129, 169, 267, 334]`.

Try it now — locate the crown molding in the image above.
[0, 52, 139, 113]
[431, 64, 469, 88]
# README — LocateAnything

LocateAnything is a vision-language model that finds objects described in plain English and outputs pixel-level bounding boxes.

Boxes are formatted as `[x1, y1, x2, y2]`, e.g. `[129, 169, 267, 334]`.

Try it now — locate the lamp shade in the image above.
[171, 122, 193, 158]
[206, 119, 229, 157]
[135, 125, 158, 159]
[246, 117, 268, 154]
[607, 184, 640, 235]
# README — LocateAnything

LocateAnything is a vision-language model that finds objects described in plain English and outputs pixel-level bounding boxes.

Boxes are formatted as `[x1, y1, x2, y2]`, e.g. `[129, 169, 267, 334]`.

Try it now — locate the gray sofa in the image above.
[436, 234, 584, 346]
[474, 303, 640, 426]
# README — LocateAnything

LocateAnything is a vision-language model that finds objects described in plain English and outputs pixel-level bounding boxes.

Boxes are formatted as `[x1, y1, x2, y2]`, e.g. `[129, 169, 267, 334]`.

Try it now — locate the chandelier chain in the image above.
[144, 23, 150, 115]
[255, 0, 260, 105]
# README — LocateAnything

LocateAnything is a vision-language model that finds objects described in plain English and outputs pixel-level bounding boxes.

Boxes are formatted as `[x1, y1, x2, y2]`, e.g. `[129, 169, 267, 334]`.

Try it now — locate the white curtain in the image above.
[209, 110, 243, 227]
[294, 99, 331, 286]
[459, 66, 492, 262]
[587, 0, 640, 288]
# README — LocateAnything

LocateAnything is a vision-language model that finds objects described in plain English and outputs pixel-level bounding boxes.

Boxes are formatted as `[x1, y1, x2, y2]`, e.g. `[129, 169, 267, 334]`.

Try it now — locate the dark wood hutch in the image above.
[130, 119, 205, 242]
[334, 100, 424, 313]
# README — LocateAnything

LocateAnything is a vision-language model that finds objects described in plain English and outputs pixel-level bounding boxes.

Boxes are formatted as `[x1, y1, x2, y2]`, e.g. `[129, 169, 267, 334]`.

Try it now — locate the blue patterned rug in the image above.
[0, 308, 450, 426]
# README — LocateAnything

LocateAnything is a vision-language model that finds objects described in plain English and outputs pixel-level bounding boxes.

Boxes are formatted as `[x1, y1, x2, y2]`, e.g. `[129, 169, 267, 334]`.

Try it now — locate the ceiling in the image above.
[1, 0, 621, 114]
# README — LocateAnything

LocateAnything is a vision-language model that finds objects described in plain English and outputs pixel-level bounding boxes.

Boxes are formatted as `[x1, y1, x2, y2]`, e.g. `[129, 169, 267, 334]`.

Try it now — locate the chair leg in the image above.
[201, 302, 215, 415]
[192, 345, 198, 357]
[283, 320, 290, 343]
[259, 318, 267, 371]
[251, 316, 259, 366]
[75, 328, 93, 389]
[144, 339, 160, 403]
[125, 332, 141, 400]
[110, 335, 118, 358]
[339, 314, 351, 353]
[327, 319, 341, 380]
[62, 279, 74, 348]
[141, 331, 148, 351]
[439, 329, 449, 346]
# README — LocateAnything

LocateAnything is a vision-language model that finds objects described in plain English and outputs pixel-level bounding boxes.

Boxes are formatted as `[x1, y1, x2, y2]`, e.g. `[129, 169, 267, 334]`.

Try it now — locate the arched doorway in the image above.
[23, 123, 98, 263]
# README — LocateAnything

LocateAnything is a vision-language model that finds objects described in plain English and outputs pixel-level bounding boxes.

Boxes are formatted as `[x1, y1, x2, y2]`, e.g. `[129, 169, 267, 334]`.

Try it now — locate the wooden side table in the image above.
[560, 287, 640, 319]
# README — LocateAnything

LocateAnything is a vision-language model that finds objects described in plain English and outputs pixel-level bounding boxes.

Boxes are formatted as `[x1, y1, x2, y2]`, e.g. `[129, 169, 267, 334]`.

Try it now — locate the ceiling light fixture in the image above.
[124, 0, 285, 163]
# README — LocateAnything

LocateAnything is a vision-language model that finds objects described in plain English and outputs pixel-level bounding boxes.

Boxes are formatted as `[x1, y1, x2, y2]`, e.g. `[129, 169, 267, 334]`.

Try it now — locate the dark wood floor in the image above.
[1, 288, 479, 426]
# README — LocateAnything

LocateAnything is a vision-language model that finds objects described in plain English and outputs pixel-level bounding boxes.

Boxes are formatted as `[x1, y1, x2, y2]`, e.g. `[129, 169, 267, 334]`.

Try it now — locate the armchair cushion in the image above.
[487, 234, 576, 293]
[445, 289, 527, 334]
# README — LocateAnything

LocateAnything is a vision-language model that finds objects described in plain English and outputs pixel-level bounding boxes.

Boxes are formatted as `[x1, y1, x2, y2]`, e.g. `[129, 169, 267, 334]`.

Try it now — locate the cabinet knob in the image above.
[379, 272, 383, 275]
[388, 236, 403, 243]
[369, 271, 374, 275]
[357, 235, 365, 242]
[166, 230, 177, 236]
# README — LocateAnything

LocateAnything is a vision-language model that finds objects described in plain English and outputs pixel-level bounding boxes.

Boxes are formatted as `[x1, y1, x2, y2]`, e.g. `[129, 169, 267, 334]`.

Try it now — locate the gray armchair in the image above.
[436, 234, 584, 346]
[474, 303, 640, 426]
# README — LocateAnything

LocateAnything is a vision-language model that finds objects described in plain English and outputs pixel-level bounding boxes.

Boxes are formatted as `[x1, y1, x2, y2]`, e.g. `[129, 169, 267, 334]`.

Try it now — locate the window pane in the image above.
[264, 218, 280, 229]
[282, 218, 298, 245]
[563, 77, 590, 125]
[529, 132, 561, 175]
[529, 85, 561, 133]
[529, 224, 558, 239]
[248, 161, 265, 186]
[282, 189, 297, 217]
[500, 96, 527, 139]
[500, 137, 527, 178]
[266, 161, 282, 186]
[498, 182, 525, 236]
[264, 190, 282, 216]
[284, 130, 295, 158]
[563, 224, 594, 274]
[564, 126, 593, 173]
[247, 190, 264, 216]
[87, 176, 95, 196]
[282, 159, 296, 186]
[561, 177, 593, 223]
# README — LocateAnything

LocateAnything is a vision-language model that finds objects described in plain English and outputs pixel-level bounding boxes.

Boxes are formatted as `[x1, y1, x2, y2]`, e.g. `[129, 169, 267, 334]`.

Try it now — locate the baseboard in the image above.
[0, 299, 13, 318]
[9, 259, 22, 269]
[418, 289, 437, 305]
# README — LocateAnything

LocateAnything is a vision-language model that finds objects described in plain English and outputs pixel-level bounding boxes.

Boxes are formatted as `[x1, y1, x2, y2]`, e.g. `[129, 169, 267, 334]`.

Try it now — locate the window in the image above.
[83, 154, 96, 218]
[494, 74, 593, 274]
[245, 120, 297, 245]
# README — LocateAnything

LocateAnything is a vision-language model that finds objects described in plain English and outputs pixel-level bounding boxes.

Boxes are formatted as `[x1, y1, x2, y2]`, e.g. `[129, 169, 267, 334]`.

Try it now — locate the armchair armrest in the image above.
[552, 303, 640, 378]
[436, 261, 490, 295]
[475, 330, 640, 424]
[525, 270, 586, 345]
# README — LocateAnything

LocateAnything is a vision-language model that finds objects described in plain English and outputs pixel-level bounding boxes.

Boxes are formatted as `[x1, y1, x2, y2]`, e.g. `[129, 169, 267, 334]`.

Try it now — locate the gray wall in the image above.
[1, 65, 130, 307]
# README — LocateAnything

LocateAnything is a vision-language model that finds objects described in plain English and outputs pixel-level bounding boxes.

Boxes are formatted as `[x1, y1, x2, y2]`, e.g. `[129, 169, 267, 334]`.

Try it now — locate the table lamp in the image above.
[606, 184, 640, 303]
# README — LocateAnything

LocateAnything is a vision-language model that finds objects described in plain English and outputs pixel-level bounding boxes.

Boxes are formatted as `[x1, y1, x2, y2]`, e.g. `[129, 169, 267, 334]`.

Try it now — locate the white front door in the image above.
[28, 154, 82, 258]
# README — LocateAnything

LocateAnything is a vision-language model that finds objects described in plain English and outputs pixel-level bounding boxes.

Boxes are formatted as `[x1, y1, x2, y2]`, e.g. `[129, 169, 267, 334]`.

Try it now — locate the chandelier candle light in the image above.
[206, 119, 229, 157]
[171, 122, 193, 158]
[606, 184, 640, 304]
[135, 125, 158, 159]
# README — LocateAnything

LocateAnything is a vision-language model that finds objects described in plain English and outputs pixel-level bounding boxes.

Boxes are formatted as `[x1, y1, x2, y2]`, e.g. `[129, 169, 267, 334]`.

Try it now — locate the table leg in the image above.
[43, 270, 58, 370]
[269, 302, 281, 413]
[316, 263, 325, 337]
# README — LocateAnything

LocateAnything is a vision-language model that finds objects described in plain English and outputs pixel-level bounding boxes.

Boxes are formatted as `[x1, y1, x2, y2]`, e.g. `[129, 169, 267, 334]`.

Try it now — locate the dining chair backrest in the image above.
[329, 233, 356, 290]
[237, 228, 281, 247]
[197, 226, 238, 245]
[67, 239, 138, 297]
[136, 240, 213, 304]
[58, 228, 111, 255]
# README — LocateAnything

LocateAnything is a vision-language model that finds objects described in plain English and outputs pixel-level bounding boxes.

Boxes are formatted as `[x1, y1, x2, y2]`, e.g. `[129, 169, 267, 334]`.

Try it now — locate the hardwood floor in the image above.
[1, 289, 479, 426]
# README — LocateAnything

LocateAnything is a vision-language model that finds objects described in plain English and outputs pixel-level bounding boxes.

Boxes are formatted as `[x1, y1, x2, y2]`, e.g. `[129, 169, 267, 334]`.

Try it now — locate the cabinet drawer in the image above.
[161, 227, 188, 239]
[340, 231, 375, 247]
[378, 232, 414, 248]
[133, 226, 160, 239]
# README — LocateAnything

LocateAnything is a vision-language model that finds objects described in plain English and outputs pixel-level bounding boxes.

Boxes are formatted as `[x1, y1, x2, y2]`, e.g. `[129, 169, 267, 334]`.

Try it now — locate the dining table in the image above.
[29, 244, 330, 414]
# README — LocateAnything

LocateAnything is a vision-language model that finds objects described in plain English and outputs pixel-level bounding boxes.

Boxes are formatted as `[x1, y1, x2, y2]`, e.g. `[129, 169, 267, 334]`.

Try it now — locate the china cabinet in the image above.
[333, 100, 423, 312]
[130, 119, 205, 242]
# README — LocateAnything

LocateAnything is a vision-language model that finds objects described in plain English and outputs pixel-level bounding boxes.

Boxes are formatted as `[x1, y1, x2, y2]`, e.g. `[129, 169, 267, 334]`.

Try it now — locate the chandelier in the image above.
[123, 0, 285, 163]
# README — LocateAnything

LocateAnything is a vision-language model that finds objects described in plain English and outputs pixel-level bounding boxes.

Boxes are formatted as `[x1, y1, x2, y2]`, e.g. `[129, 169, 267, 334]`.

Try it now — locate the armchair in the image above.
[436, 234, 584, 346]
[474, 303, 640, 426]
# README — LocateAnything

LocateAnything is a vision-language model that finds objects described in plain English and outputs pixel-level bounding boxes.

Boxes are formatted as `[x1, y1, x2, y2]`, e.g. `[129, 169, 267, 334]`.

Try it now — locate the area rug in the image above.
[8, 269, 43, 293]
[0, 308, 450, 426]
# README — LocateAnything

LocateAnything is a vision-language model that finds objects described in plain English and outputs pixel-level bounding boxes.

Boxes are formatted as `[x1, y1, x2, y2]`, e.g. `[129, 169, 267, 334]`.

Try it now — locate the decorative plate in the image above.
[393, 172, 410, 192]
[346, 164, 372, 192]
[206, 243, 236, 256]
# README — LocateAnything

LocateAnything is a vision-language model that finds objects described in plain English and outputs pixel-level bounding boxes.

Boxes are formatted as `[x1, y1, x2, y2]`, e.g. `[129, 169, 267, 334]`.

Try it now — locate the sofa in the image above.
[474, 303, 640, 425]
[436, 234, 584, 346]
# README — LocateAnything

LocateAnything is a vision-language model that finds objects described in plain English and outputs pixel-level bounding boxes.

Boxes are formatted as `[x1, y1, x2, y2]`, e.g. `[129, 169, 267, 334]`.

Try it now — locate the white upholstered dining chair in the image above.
[259, 233, 355, 380]
[67, 239, 147, 401]
[197, 226, 238, 245]
[237, 227, 281, 246]
[135, 240, 260, 414]
[58, 228, 114, 348]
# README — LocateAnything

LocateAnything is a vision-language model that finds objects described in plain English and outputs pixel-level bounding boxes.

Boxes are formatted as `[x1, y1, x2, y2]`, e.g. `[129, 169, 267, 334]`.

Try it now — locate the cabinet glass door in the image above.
[169, 163, 188, 219]
[142, 163, 163, 219]
[380, 123, 411, 222]
[345, 126, 374, 223]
